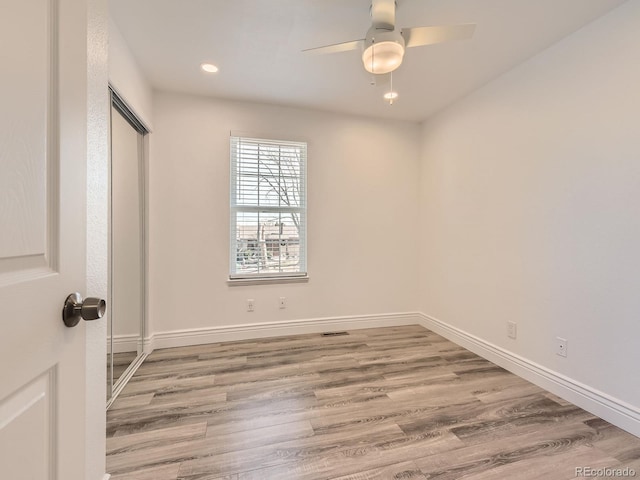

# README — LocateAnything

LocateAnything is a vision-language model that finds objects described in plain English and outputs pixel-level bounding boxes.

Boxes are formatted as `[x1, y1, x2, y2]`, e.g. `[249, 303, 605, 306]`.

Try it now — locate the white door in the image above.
[0, 1, 93, 479]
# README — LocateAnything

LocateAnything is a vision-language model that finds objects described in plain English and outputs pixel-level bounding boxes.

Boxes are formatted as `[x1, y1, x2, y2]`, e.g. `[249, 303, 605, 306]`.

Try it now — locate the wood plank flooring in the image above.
[110, 351, 139, 388]
[106, 325, 640, 479]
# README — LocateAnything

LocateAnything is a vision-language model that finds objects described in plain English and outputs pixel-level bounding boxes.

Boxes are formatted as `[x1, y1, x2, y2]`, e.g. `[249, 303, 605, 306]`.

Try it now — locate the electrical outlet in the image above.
[507, 321, 517, 339]
[247, 299, 254, 312]
[556, 337, 567, 357]
[279, 297, 286, 309]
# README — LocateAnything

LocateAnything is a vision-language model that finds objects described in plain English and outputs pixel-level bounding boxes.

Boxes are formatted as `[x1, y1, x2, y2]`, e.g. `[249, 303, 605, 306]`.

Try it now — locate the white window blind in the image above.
[230, 136, 307, 279]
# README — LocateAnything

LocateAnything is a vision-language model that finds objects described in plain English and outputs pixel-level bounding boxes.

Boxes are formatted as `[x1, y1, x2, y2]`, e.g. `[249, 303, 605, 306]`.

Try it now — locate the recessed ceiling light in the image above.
[201, 63, 219, 73]
[384, 91, 398, 100]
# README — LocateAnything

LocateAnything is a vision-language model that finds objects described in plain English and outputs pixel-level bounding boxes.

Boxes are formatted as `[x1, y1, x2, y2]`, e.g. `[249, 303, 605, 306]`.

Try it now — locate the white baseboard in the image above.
[110, 334, 140, 354]
[142, 336, 153, 354]
[417, 312, 640, 437]
[148, 312, 421, 350]
[103, 474, 111, 480]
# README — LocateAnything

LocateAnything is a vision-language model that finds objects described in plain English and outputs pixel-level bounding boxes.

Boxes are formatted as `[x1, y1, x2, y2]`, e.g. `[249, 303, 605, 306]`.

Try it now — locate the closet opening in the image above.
[106, 87, 149, 408]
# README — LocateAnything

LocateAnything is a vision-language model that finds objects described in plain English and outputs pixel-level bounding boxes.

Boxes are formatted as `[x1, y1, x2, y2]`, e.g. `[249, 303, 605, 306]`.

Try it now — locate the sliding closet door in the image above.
[110, 104, 144, 386]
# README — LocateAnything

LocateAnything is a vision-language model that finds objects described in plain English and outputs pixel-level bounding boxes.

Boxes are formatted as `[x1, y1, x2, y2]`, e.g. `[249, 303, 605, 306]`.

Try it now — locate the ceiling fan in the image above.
[303, 0, 476, 76]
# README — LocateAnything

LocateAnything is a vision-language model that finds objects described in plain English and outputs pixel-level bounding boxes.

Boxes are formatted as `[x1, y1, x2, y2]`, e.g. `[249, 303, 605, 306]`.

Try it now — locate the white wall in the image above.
[108, 17, 153, 129]
[149, 92, 420, 336]
[419, 0, 640, 413]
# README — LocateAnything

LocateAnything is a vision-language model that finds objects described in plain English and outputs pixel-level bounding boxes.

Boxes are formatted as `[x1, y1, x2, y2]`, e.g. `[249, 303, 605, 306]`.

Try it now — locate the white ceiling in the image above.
[109, 0, 627, 123]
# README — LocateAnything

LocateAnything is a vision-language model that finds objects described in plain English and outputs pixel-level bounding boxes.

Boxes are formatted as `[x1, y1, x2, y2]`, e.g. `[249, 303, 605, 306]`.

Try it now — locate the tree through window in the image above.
[230, 136, 307, 279]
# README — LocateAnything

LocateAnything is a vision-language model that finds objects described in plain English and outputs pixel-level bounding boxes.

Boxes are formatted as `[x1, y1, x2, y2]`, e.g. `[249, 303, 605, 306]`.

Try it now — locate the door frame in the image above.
[85, 0, 110, 478]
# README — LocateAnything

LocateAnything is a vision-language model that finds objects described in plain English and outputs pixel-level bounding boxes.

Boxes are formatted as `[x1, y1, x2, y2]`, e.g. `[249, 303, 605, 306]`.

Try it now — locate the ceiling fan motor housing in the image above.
[362, 27, 406, 74]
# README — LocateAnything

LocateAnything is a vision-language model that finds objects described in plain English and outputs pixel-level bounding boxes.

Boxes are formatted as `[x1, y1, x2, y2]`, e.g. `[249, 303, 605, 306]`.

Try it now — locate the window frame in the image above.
[228, 135, 308, 284]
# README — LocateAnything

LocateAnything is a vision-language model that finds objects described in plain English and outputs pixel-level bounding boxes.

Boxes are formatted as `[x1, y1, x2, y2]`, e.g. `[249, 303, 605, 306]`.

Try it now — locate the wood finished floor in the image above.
[110, 351, 139, 390]
[106, 325, 640, 479]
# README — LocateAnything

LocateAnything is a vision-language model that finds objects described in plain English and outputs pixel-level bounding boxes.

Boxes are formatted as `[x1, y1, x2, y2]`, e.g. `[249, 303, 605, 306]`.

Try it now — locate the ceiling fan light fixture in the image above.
[362, 39, 404, 74]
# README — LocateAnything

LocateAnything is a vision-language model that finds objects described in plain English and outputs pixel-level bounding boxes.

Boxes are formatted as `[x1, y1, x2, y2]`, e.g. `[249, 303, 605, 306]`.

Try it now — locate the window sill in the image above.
[227, 275, 309, 287]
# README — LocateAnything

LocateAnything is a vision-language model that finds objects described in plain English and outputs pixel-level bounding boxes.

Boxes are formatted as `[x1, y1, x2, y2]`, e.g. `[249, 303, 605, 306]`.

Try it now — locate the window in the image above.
[230, 136, 307, 280]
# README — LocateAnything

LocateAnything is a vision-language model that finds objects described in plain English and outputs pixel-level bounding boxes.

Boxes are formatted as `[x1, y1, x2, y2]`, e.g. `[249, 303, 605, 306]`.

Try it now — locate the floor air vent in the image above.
[321, 331, 349, 337]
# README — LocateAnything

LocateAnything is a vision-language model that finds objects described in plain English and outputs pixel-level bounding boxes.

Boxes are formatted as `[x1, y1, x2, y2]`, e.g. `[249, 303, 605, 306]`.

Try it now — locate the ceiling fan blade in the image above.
[302, 39, 364, 55]
[371, 0, 396, 30]
[401, 24, 476, 48]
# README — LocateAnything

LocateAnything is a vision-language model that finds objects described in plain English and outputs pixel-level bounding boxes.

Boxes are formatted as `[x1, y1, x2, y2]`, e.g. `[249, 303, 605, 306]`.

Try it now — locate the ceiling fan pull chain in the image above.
[371, 38, 375, 73]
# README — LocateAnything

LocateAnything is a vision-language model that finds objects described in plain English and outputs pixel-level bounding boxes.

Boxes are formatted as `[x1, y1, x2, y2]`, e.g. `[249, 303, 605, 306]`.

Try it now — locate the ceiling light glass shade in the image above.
[362, 41, 404, 74]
